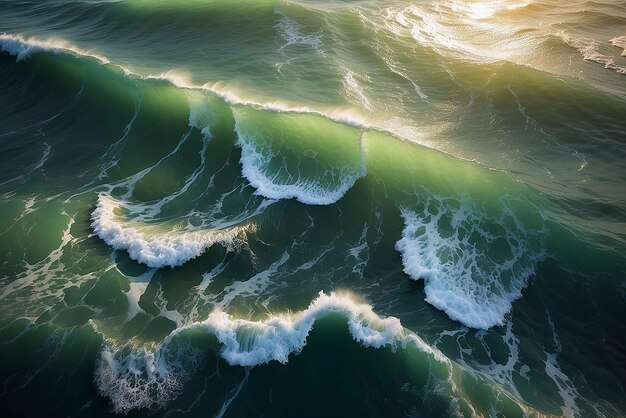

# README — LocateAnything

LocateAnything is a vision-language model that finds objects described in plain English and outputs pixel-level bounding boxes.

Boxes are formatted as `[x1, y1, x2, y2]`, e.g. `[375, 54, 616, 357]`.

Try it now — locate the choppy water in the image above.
[1, 0, 625, 416]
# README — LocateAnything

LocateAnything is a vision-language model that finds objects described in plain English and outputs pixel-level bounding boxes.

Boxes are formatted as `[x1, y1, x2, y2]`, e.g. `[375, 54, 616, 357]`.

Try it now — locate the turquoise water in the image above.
[1, 0, 625, 416]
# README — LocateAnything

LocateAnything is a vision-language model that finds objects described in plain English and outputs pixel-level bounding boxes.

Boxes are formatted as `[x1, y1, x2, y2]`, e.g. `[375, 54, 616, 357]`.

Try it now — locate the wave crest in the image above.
[94, 291, 447, 412]
[91, 194, 253, 268]
[0, 33, 109, 63]
[233, 110, 366, 205]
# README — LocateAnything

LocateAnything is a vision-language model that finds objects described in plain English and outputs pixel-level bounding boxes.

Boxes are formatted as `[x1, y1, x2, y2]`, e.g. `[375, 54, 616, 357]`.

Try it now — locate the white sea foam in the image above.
[0, 33, 109, 63]
[610, 35, 626, 56]
[95, 342, 203, 414]
[395, 196, 545, 329]
[94, 291, 448, 412]
[180, 291, 445, 366]
[141, 70, 196, 89]
[91, 194, 253, 268]
[558, 32, 626, 75]
[234, 121, 366, 206]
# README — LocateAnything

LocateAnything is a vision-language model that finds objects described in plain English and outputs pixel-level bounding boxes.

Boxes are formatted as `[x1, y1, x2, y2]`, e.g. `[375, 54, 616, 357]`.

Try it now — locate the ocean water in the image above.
[1, 0, 625, 416]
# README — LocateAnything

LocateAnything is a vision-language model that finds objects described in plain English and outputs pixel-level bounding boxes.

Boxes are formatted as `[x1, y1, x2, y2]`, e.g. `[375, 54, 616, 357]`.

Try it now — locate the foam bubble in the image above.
[91, 194, 253, 268]
[395, 196, 545, 329]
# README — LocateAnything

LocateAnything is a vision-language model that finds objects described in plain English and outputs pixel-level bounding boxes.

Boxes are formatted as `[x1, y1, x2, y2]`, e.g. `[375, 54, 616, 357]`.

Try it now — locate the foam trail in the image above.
[91, 194, 254, 268]
[395, 196, 545, 329]
[342, 71, 373, 110]
[412, 82, 429, 100]
[545, 310, 582, 417]
[274, 8, 324, 56]
[507, 84, 588, 171]
[214, 369, 250, 418]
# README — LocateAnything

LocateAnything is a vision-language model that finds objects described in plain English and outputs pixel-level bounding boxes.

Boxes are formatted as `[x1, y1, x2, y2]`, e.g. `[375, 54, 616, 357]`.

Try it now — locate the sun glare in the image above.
[467, 3, 495, 20]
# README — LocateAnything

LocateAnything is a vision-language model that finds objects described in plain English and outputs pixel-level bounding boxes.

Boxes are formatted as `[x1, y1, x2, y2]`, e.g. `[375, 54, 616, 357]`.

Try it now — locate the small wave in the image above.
[94, 291, 446, 412]
[91, 194, 253, 268]
[1, 34, 437, 154]
[557, 31, 626, 75]
[395, 195, 546, 329]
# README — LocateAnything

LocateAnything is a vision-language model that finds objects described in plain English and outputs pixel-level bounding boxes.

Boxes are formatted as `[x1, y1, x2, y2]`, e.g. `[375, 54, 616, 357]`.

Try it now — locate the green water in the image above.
[1, 0, 625, 416]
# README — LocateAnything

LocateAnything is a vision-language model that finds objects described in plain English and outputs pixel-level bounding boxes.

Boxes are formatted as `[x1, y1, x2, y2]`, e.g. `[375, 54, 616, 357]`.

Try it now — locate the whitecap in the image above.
[91, 194, 253, 268]
[395, 195, 545, 329]
[94, 291, 447, 412]
[558, 32, 626, 75]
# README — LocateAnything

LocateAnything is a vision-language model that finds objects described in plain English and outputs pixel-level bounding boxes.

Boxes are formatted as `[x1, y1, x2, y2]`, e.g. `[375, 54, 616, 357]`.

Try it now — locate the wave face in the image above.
[233, 108, 366, 205]
[1, 0, 626, 417]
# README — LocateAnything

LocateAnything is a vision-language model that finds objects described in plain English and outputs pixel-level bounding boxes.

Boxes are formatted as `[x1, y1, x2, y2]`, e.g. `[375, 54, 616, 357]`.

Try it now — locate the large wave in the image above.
[94, 291, 447, 413]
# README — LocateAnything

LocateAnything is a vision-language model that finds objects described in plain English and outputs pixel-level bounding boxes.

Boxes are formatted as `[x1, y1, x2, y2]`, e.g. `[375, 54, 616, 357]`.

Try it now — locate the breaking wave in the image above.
[91, 194, 253, 268]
